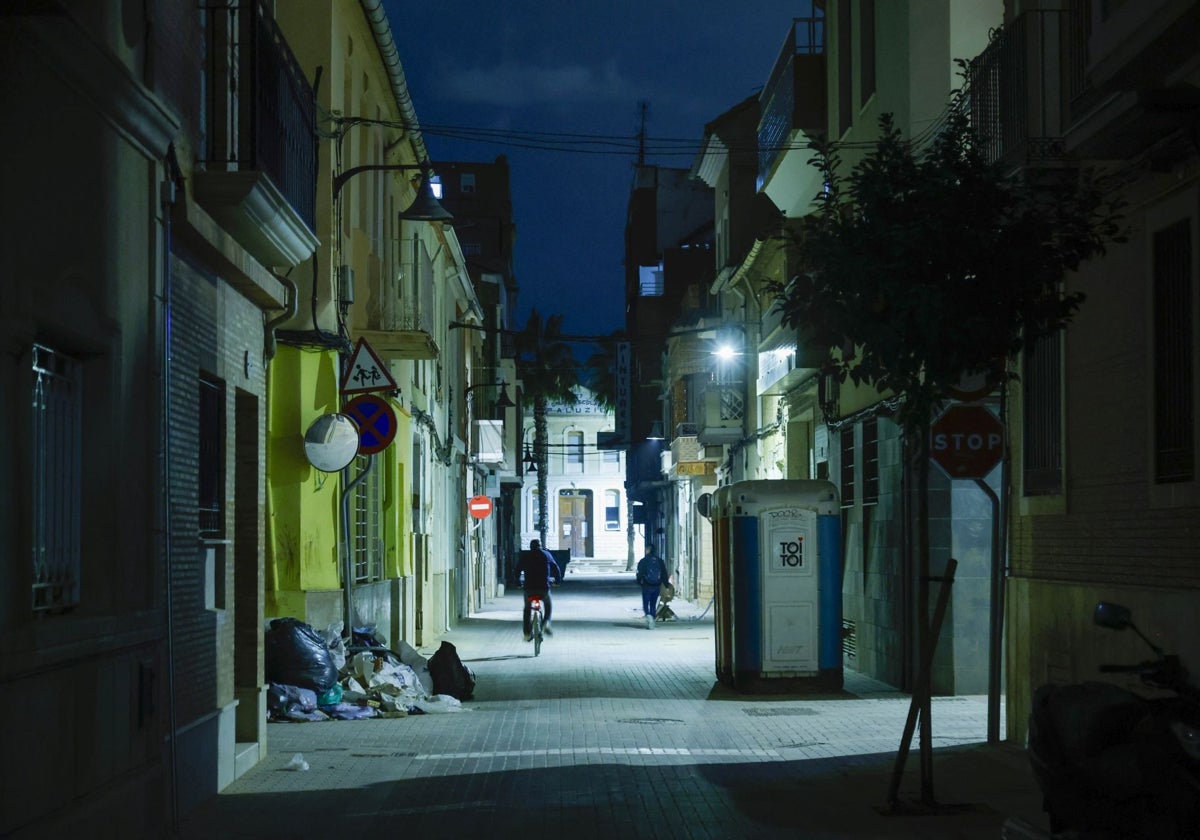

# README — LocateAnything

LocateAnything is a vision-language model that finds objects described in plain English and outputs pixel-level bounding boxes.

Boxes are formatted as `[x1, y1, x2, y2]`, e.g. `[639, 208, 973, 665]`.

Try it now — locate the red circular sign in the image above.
[468, 495, 493, 519]
[930, 405, 1005, 479]
[342, 394, 397, 455]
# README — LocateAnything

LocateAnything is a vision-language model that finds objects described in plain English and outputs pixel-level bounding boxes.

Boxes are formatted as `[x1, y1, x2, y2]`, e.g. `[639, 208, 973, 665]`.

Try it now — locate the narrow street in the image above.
[178, 573, 1045, 839]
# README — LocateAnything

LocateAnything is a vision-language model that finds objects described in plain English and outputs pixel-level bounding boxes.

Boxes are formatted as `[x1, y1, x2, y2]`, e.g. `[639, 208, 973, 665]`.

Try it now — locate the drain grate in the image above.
[616, 717, 685, 725]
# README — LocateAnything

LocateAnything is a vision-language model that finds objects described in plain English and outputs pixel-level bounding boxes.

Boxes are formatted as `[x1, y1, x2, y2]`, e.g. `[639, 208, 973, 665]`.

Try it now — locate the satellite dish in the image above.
[304, 413, 360, 472]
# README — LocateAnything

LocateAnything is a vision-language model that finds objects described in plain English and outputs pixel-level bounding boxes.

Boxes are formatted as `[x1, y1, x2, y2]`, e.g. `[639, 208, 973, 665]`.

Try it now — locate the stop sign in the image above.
[930, 405, 1005, 479]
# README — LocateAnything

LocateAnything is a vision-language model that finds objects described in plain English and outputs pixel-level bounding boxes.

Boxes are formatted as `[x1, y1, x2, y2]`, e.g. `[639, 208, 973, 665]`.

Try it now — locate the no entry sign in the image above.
[468, 495, 493, 519]
[930, 405, 1005, 479]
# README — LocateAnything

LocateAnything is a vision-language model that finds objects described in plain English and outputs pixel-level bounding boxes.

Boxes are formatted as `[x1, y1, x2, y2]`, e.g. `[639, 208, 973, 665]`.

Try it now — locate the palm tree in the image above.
[514, 309, 579, 544]
[582, 331, 626, 410]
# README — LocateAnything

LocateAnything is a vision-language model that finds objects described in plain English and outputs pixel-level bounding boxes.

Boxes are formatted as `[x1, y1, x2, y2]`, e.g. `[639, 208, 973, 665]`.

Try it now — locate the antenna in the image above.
[636, 100, 648, 165]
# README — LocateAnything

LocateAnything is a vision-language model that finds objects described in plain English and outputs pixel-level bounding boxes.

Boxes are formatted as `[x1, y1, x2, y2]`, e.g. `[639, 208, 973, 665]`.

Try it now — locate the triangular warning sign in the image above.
[340, 337, 399, 395]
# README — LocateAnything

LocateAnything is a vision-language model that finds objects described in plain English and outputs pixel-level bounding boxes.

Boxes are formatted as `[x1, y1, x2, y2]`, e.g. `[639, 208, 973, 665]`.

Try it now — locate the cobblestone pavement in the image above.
[176, 574, 1049, 839]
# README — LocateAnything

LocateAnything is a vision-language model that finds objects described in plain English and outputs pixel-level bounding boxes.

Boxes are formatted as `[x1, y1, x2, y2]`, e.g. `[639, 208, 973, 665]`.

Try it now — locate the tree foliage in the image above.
[770, 89, 1123, 433]
[582, 332, 627, 410]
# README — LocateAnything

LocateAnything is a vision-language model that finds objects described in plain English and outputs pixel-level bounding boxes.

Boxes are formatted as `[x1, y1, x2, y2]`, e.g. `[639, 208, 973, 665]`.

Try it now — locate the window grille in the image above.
[31, 344, 82, 614]
[352, 455, 383, 583]
[862, 416, 879, 505]
[1023, 331, 1063, 495]
[840, 427, 855, 508]
[1154, 218, 1194, 483]
[198, 376, 226, 537]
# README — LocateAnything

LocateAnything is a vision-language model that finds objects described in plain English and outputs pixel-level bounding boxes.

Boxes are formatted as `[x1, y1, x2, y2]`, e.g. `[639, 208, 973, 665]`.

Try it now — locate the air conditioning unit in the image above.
[473, 420, 503, 463]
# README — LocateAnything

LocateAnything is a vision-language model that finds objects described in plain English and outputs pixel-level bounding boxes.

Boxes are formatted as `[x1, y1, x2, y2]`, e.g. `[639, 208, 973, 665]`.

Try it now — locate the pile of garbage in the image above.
[264, 618, 474, 722]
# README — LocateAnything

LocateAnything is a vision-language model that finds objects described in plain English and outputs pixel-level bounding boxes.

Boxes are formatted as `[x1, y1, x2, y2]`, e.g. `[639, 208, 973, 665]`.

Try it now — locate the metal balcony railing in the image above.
[204, 1, 316, 230]
[967, 9, 1071, 169]
[758, 11, 826, 184]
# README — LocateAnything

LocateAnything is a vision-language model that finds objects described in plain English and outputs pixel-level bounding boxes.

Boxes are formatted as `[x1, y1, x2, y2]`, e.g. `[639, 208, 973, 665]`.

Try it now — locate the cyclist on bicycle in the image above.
[518, 539, 562, 642]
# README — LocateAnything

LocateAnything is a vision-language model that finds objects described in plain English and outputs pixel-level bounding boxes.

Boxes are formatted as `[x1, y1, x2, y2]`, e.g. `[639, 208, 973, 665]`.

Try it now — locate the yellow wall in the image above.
[266, 345, 344, 612]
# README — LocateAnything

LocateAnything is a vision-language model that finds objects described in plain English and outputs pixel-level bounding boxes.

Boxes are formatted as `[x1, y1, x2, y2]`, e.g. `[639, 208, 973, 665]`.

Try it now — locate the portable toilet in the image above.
[704, 479, 842, 690]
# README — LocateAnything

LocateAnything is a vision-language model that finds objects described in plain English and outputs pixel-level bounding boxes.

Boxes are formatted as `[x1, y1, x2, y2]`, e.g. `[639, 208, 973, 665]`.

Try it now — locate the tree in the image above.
[769, 85, 1122, 803]
[514, 309, 579, 544]
[582, 331, 627, 410]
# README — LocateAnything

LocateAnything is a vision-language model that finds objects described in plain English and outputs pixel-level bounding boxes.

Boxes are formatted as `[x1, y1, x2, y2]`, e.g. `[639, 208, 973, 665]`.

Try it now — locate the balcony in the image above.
[757, 16, 826, 197]
[967, 9, 1071, 171]
[1061, 0, 1200, 161]
[194, 1, 318, 269]
[698, 383, 744, 445]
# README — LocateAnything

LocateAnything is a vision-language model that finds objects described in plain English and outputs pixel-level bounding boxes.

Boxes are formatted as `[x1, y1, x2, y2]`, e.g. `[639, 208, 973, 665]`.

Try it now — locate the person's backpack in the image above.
[639, 555, 663, 586]
[428, 640, 476, 700]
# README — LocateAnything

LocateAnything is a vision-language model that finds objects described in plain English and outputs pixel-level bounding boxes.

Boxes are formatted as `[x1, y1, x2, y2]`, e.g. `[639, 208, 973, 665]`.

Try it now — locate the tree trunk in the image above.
[534, 397, 548, 544]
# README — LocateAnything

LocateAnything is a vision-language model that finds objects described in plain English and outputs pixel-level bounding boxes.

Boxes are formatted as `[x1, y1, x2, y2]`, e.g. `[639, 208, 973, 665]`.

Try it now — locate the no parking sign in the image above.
[342, 394, 397, 455]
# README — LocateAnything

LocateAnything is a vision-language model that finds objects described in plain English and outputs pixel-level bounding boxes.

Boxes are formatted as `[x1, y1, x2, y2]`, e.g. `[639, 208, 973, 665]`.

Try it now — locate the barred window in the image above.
[1153, 218, 1194, 483]
[198, 376, 226, 537]
[862, 416, 879, 505]
[1023, 331, 1063, 495]
[31, 344, 82, 614]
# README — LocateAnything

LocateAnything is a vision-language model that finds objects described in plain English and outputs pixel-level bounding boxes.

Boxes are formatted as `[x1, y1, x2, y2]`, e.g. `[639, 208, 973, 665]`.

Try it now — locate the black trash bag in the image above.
[427, 640, 475, 700]
[265, 618, 339, 692]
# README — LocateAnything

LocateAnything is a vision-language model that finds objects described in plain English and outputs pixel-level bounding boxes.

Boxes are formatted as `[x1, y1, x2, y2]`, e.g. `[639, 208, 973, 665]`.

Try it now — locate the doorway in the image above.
[558, 489, 593, 558]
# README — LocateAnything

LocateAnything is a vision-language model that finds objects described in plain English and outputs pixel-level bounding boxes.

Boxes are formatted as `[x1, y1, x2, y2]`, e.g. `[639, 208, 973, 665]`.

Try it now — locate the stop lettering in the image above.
[930, 405, 1005, 479]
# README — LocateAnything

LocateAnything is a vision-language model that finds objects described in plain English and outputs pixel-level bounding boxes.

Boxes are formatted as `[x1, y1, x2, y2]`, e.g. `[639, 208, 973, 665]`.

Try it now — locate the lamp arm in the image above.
[332, 162, 427, 199]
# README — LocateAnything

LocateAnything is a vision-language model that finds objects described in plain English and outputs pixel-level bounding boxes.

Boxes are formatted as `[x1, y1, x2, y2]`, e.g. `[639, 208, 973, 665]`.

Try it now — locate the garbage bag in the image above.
[427, 640, 475, 701]
[265, 618, 339, 692]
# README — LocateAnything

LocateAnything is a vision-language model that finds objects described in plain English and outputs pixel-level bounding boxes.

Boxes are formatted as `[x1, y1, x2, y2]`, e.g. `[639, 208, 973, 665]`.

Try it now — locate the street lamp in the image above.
[331, 161, 453, 221]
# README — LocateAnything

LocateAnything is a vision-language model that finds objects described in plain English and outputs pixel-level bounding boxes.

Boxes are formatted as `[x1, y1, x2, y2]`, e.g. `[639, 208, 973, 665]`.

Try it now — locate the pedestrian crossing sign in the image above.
[340, 337, 398, 395]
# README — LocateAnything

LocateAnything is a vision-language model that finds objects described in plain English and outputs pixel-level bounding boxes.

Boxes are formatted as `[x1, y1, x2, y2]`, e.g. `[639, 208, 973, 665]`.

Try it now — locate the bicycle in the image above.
[528, 594, 545, 656]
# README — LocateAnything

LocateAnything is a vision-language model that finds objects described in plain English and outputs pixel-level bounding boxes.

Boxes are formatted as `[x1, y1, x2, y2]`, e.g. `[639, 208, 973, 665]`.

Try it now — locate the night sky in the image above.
[384, 1, 804, 342]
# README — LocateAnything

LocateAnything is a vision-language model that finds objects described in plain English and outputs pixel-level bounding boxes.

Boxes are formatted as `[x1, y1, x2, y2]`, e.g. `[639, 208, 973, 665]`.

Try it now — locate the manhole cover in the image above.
[742, 707, 819, 717]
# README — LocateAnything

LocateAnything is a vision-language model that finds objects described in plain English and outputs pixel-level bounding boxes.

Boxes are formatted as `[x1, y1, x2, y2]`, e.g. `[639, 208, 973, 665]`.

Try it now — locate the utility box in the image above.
[706, 479, 842, 690]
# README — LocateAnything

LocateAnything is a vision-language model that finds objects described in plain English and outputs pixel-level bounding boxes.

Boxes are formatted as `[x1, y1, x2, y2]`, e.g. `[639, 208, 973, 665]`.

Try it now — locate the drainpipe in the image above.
[159, 145, 184, 834]
[264, 274, 298, 362]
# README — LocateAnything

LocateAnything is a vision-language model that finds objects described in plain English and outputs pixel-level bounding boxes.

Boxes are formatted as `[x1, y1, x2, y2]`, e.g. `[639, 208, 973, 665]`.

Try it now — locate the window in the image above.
[860, 0, 876, 106]
[31, 344, 82, 614]
[1154, 218, 1194, 483]
[198, 375, 226, 537]
[605, 490, 621, 530]
[603, 448, 620, 464]
[567, 430, 584, 470]
[638, 265, 664, 296]
[1023, 331, 1063, 495]
[460, 172, 476, 193]
[351, 454, 383, 583]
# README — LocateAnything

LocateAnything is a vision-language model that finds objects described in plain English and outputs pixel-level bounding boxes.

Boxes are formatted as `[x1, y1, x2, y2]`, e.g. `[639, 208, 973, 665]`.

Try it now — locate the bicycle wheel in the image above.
[532, 613, 542, 656]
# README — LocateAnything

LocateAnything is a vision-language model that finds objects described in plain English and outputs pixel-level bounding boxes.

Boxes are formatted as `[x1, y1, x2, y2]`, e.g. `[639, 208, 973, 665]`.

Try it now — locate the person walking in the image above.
[636, 542, 671, 629]
[518, 539, 562, 641]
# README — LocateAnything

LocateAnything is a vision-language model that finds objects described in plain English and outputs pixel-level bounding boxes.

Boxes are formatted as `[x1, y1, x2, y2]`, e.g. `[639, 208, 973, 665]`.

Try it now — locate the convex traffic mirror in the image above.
[303, 413, 360, 472]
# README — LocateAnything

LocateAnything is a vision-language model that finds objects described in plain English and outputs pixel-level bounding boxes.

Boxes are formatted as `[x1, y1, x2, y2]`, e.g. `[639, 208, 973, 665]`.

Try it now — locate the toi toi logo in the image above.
[778, 538, 804, 567]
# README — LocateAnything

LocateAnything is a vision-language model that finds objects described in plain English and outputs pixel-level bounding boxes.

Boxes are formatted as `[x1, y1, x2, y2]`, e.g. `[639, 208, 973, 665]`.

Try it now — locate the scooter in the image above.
[1010, 601, 1200, 839]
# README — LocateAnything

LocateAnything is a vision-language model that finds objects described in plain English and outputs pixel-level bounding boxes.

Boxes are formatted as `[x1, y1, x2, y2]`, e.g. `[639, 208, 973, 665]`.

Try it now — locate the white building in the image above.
[521, 387, 627, 567]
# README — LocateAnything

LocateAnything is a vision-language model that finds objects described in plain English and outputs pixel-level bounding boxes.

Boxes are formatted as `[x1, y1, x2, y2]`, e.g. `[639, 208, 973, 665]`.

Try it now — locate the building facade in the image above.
[521, 387, 627, 567]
